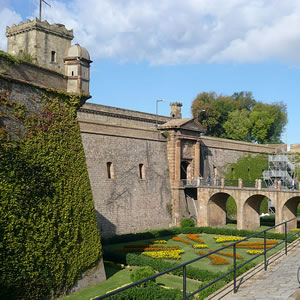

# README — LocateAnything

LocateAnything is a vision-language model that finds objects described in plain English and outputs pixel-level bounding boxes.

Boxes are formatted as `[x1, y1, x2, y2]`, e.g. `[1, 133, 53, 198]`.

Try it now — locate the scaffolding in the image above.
[263, 154, 296, 190]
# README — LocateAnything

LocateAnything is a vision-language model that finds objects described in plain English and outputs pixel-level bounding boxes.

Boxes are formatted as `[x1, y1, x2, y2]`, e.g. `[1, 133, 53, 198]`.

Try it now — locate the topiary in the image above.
[180, 218, 195, 228]
[130, 266, 156, 286]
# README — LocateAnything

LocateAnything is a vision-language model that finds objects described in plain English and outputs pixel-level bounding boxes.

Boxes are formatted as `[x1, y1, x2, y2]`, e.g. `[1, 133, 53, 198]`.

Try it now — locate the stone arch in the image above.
[181, 161, 192, 180]
[282, 196, 300, 231]
[243, 194, 267, 230]
[208, 192, 235, 227]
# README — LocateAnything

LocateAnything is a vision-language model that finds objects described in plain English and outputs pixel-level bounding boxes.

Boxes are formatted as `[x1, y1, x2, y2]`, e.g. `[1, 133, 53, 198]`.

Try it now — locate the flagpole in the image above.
[39, 0, 42, 20]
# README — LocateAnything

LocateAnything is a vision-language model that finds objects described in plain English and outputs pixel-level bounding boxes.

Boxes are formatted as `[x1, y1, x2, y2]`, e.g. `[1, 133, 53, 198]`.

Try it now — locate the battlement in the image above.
[6, 18, 73, 40]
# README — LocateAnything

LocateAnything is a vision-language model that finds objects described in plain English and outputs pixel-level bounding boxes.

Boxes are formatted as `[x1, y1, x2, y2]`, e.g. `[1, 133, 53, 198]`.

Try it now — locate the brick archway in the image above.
[207, 192, 235, 227]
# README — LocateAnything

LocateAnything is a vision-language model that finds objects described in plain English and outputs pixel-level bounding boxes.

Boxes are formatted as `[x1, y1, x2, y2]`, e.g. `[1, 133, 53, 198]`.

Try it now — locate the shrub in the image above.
[125, 253, 223, 282]
[130, 266, 156, 286]
[180, 218, 195, 228]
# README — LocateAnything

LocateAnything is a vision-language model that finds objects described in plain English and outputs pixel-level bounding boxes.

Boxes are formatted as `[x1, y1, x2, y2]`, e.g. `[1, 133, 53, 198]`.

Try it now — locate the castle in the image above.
[2, 19, 282, 237]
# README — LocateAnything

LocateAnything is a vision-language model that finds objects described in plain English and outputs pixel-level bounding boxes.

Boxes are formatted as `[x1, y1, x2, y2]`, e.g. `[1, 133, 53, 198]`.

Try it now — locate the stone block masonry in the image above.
[81, 134, 172, 236]
[78, 104, 173, 236]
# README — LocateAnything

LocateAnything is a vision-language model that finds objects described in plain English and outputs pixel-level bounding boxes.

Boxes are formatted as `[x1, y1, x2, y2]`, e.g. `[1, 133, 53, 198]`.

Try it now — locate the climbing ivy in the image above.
[0, 91, 102, 299]
[225, 154, 268, 181]
[0, 50, 20, 64]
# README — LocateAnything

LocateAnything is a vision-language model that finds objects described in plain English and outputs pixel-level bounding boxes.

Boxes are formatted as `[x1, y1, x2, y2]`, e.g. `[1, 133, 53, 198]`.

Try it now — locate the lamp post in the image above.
[156, 99, 165, 127]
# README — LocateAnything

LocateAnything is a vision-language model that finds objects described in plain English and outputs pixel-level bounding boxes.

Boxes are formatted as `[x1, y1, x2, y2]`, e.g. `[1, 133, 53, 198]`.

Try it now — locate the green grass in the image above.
[60, 262, 202, 300]
[60, 263, 132, 300]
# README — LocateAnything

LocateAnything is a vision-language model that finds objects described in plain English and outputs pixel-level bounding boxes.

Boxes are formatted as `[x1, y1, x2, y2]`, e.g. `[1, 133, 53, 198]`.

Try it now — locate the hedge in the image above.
[0, 91, 102, 299]
[105, 284, 182, 300]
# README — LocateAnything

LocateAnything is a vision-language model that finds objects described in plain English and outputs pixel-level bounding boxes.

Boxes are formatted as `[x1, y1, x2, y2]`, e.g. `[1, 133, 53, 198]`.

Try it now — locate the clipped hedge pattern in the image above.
[0, 92, 101, 299]
[102, 225, 290, 246]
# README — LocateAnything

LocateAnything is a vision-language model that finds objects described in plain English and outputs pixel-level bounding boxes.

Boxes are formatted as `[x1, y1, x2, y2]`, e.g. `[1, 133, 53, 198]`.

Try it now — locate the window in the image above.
[51, 51, 56, 63]
[139, 164, 145, 179]
[107, 162, 114, 179]
[71, 71, 74, 76]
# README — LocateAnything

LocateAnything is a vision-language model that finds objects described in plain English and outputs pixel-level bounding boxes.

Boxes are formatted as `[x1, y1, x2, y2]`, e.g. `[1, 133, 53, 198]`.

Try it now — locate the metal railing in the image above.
[95, 217, 300, 300]
[181, 178, 300, 192]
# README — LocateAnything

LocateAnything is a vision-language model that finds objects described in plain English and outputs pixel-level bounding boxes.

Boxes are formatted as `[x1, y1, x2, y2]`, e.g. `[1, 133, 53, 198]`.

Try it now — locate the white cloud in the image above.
[3, 0, 300, 65]
[0, 6, 22, 50]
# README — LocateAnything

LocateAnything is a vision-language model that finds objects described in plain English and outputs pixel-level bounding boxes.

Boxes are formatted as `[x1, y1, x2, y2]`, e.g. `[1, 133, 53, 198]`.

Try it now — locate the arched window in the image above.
[107, 162, 114, 179]
[51, 51, 56, 63]
[139, 164, 145, 179]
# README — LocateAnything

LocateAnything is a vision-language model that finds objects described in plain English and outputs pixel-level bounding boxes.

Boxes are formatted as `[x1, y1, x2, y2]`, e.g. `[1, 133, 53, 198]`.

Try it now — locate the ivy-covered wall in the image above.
[224, 154, 268, 181]
[224, 154, 269, 217]
[0, 71, 102, 299]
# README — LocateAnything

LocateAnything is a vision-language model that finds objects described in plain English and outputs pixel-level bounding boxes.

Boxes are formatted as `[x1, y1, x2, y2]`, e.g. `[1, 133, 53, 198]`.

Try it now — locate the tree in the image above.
[191, 92, 237, 138]
[191, 91, 287, 144]
[250, 102, 287, 144]
[223, 109, 252, 142]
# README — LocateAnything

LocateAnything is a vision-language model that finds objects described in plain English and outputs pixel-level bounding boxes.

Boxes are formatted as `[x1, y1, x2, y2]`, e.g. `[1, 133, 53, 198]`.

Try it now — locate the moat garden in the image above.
[61, 215, 300, 300]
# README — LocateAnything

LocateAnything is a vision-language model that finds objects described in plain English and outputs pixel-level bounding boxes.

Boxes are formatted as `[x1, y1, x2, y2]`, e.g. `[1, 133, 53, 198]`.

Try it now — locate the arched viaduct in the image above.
[197, 186, 300, 233]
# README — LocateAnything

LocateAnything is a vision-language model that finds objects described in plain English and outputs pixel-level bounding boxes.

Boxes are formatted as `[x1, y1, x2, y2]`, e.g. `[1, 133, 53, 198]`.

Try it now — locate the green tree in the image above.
[250, 102, 287, 144]
[191, 92, 237, 137]
[224, 109, 252, 142]
[191, 91, 287, 144]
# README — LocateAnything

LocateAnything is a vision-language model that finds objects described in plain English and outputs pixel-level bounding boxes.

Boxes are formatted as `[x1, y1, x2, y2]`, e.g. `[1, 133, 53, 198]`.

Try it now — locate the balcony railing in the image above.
[181, 177, 299, 191]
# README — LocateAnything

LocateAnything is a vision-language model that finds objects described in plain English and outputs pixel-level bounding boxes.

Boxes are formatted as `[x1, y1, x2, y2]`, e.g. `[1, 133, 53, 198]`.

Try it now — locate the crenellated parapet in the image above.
[6, 18, 73, 40]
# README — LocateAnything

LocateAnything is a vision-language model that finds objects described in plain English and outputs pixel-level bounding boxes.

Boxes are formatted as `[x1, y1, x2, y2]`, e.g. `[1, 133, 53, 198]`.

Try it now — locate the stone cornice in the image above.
[78, 107, 168, 125]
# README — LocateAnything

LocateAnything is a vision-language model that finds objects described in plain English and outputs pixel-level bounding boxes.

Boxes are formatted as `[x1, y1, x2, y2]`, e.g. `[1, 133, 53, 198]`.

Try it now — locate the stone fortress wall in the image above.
[0, 53, 281, 237]
[78, 103, 279, 235]
[78, 103, 173, 236]
[0, 55, 67, 91]
[1, 18, 286, 237]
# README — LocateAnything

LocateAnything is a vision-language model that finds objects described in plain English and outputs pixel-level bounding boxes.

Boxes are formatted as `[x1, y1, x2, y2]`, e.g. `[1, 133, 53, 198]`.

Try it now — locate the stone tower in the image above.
[6, 18, 74, 74]
[64, 44, 92, 94]
[170, 102, 183, 119]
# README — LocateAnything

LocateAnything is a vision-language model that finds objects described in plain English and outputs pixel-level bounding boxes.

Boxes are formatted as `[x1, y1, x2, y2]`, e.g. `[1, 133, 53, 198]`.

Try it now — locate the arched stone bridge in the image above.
[196, 186, 300, 233]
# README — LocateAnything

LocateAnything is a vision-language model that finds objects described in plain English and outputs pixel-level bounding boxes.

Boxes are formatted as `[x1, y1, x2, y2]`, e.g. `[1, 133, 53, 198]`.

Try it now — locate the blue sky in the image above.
[1, 0, 300, 145]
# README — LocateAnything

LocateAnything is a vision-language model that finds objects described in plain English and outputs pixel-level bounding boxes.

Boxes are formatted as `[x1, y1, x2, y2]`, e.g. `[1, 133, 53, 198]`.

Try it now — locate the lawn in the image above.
[60, 262, 201, 300]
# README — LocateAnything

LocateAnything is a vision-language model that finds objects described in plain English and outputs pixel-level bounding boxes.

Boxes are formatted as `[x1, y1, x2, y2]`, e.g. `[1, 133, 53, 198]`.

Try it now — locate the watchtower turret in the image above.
[6, 18, 73, 74]
[64, 43, 92, 94]
[170, 102, 183, 119]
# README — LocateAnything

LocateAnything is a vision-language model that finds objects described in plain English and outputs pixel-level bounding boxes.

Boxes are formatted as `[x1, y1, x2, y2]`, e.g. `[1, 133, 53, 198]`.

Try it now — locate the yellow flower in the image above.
[142, 250, 184, 259]
[214, 236, 244, 243]
[193, 244, 208, 249]
[153, 240, 167, 244]
[247, 250, 263, 255]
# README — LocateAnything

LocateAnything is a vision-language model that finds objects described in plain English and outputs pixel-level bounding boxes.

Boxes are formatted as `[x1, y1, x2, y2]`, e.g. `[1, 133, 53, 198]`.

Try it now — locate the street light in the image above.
[156, 99, 165, 127]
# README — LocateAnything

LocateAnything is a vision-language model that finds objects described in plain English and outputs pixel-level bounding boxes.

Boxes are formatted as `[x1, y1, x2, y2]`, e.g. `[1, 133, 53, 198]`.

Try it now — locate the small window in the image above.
[139, 164, 145, 180]
[71, 71, 74, 76]
[51, 51, 56, 62]
[107, 162, 114, 179]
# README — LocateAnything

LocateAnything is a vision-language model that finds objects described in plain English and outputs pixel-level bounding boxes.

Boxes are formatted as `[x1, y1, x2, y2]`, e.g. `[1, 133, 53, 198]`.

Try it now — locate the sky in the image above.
[1, 0, 300, 145]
